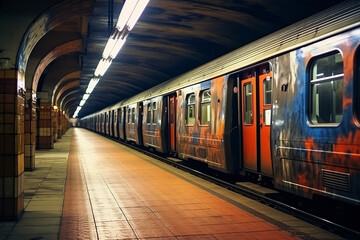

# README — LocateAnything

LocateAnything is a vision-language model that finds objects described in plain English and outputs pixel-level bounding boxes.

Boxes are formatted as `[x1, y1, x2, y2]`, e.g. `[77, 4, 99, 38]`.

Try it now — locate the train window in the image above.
[310, 52, 343, 124]
[152, 102, 157, 124]
[146, 103, 151, 124]
[186, 93, 195, 126]
[244, 83, 253, 124]
[131, 108, 135, 123]
[127, 108, 131, 123]
[200, 90, 211, 125]
[263, 77, 272, 105]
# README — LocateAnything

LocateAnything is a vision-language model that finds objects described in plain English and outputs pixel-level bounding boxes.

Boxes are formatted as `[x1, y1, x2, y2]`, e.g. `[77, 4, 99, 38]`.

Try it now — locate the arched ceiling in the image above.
[0, 0, 346, 118]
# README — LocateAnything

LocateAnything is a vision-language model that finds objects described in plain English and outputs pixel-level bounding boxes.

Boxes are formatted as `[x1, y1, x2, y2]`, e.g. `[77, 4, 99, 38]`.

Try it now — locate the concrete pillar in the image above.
[0, 69, 25, 219]
[24, 90, 36, 170]
[37, 102, 53, 149]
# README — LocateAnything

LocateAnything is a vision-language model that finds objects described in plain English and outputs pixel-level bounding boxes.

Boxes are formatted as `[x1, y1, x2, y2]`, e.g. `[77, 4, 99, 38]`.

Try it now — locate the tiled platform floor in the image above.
[0, 130, 72, 239]
[0, 128, 343, 239]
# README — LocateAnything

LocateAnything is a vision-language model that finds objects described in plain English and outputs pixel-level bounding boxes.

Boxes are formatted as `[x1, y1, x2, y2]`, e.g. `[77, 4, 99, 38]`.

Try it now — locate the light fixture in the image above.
[126, 0, 150, 31]
[83, 93, 90, 100]
[94, 58, 112, 77]
[116, 0, 149, 32]
[109, 36, 127, 59]
[72, 0, 150, 118]
[86, 78, 100, 94]
[79, 99, 86, 107]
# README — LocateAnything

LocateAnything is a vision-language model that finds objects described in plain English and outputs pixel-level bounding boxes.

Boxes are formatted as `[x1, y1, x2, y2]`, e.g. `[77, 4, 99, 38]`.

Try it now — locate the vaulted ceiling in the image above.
[0, 0, 345, 118]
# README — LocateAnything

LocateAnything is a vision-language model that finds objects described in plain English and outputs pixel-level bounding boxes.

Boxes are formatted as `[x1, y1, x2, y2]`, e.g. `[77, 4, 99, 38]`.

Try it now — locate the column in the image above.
[0, 70, 25, 219]
[37, 102, 53, 149]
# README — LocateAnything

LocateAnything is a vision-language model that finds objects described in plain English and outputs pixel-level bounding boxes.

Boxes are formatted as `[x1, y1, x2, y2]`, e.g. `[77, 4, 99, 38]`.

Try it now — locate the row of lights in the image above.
[73, 0, 150, 118]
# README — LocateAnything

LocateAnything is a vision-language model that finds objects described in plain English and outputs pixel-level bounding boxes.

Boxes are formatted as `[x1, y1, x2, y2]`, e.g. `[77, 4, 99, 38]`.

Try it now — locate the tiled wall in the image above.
[37, 102, 53, 149]
[0, 70, 25, 219]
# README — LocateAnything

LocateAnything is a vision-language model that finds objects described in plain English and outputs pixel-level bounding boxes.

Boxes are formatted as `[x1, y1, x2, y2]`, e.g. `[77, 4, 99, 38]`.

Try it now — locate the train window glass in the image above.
[310, 52, 343, 124]
[152, 102, 157, 124]
[146, 103, 151, 124]
[200, 90, 211, 125]
[244, 83, 253, 125]
[186, 93, 195, 126]
[131, 108, 135, 123]
[263, 77, 272, 105]
[127, 109, 131, 123]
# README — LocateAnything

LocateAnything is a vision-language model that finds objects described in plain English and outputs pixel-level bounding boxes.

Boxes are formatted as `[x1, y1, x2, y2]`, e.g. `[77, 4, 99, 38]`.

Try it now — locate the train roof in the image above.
[82, 0, 360, 120]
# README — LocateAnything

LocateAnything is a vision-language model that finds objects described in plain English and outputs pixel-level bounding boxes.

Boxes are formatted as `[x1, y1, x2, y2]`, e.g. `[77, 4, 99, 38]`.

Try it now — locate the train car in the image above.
[125, 102, 143, 145]
[142, 96, 169, 153]
[80, 1, 360, 206]
[270, 28, 360, 204]
[175, 76, 238, 172]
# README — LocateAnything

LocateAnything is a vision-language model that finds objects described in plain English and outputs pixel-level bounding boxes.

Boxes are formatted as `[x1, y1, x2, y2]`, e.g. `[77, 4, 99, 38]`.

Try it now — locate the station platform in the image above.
[0, 128, 343, 239]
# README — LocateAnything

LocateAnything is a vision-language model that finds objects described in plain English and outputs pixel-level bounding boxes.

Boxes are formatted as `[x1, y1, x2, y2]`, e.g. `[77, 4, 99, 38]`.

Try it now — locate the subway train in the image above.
[80, 1, 360, 206]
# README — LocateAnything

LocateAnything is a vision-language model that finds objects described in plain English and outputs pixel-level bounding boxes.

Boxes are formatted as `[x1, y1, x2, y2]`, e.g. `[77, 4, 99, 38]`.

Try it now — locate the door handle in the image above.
[259, 123, 263, 128]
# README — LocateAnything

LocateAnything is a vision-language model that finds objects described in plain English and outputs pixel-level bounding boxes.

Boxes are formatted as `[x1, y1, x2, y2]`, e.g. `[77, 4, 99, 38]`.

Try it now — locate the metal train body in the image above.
[80, 1, 360, 206]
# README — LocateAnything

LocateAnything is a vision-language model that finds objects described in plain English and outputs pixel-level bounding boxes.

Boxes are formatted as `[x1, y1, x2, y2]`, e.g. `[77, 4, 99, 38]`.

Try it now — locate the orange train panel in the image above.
[59, 128, 298, 239]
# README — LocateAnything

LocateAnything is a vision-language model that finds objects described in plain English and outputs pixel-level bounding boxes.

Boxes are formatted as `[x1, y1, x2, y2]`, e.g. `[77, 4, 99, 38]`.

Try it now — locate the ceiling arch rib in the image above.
[16, 0, 94, 74]
[63, 96, 79, 116]
[32, 39, 83, 92]
[55, 80, 80, 107]
[60, 90, 79, 113]
[52, 71, 81, 105]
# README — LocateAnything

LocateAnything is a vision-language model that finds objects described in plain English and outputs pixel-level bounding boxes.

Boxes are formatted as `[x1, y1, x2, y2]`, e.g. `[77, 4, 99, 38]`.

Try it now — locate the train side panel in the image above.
[176, 76, 233, 172]
[272, 29, 360, 205]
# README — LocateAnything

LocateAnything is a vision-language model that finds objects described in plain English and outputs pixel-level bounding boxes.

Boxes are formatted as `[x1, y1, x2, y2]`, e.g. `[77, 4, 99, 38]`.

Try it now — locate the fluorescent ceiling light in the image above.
[94, 58, 112, 77]
[79, 99, 86, 107]
[73, 0, 150, 118]
[116, 0, 149, 31]
[86, 78, 100, 94]
[109, 37, 127, 59]
[116, 0, 139, 31]
[83, 93, 90, 100]
[127, 0, 149, 31]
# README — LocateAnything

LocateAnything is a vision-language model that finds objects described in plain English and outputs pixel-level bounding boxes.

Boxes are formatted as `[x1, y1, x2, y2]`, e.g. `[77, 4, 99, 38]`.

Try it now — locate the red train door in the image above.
[240, 66, 273, 176]
[241, 73, 257, 171]
[169, 96, 176, 152]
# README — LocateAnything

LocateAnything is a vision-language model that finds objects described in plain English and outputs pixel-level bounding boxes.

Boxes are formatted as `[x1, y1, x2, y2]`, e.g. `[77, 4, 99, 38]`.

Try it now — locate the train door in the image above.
[169, 95, 176, 152]
[241, 71, 257, 171]
[240, 64, 272, 176]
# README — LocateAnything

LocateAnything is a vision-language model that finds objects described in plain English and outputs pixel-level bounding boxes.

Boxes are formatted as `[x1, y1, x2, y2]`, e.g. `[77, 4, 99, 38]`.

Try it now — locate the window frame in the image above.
[127, 108, 131, 124]
[308, 50, 344, 126]
[186, 93, 196, 126]
[131, 108, 135, 124]
[146, 103, 151, 124]
[152, 102, 157, 125]
[200, 89, 211, 126]
[263, 76, 272, 106]
[243, 82, 253, 125]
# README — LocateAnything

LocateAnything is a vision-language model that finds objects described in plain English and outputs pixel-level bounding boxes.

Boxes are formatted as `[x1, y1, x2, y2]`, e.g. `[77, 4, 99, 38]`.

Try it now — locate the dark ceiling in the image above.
[0, 0, 346, 118]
